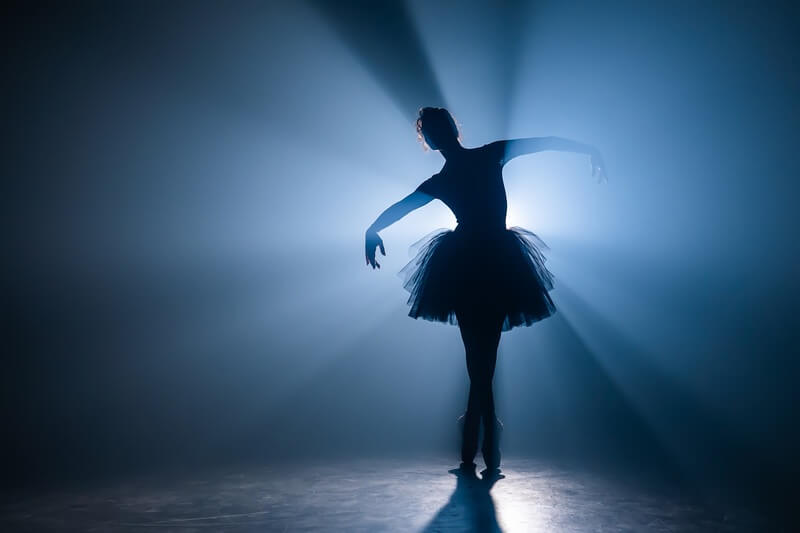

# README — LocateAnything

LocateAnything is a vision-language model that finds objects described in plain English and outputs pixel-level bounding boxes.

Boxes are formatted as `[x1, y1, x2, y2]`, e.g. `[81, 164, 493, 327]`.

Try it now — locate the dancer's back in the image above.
[416, 143, 508, 232]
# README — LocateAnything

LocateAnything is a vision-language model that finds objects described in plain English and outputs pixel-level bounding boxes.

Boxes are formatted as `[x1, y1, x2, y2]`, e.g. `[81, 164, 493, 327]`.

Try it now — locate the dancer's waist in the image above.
[454, 222, 507, 235]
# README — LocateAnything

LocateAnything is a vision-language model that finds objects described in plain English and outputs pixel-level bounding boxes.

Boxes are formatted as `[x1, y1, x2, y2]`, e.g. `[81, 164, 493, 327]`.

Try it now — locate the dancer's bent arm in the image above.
[365, 191, 433, 269]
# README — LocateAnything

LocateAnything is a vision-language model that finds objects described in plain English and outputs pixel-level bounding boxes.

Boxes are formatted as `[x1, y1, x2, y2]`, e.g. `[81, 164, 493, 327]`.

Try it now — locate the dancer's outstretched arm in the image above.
[496, 137, 607, 181]
[365, 190, 433, 269]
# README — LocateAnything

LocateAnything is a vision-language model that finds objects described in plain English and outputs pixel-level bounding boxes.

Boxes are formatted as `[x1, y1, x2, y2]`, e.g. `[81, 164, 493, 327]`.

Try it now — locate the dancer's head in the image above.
[416, 107, 460, 151]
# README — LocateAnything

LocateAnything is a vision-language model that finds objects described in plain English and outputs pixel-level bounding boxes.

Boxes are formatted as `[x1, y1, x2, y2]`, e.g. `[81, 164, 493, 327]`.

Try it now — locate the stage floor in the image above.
[0, 458, 767, 532]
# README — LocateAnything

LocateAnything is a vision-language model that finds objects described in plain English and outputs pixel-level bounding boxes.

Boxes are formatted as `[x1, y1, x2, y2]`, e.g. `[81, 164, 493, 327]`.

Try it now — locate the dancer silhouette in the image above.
[365, 107, 606, 473]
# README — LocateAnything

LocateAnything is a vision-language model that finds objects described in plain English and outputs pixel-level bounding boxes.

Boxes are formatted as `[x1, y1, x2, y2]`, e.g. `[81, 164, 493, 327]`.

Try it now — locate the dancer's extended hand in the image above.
[365, 229, 386, 269]
[590, 148, 608, 183]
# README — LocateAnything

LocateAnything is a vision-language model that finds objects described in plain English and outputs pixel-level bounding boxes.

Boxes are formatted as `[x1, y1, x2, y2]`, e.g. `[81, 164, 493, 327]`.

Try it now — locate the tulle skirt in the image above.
[399, 225, 556, 331]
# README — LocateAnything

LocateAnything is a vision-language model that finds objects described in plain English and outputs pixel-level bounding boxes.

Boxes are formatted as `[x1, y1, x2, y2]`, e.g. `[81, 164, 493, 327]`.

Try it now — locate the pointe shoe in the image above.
[480, 467, 504, 482]
[448, 461, 478, 480]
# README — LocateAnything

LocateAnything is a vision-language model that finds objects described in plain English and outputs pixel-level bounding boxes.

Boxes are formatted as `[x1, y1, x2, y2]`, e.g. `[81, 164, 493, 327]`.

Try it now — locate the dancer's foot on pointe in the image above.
[480, 467, 504, 482]
[448, 461, 478, 479]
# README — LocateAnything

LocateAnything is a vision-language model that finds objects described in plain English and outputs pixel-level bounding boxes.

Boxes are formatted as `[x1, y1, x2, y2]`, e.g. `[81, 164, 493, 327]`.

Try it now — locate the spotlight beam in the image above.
[307, 0, 447, 120]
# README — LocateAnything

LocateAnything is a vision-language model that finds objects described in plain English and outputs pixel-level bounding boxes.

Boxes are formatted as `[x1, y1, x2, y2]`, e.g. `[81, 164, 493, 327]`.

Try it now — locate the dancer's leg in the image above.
[456, 309, 504, 467]
[478, 314, 503, 470]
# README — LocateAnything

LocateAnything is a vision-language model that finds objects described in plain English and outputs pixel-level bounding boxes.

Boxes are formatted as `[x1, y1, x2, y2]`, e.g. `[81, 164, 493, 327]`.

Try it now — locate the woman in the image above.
[365, 107, 606, 475]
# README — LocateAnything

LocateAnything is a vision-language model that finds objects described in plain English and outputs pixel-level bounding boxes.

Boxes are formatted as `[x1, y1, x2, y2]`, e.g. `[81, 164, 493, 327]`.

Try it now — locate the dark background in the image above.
[3, 0, 798, 509]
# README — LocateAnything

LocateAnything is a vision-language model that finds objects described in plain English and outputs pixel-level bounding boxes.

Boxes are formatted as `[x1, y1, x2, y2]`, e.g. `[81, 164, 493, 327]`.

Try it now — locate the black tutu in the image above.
[399, 225, 556, 331]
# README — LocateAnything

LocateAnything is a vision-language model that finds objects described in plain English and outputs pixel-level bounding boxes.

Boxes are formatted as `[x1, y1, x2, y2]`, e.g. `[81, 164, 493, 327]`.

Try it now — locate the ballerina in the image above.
[365, 107, 606, 474]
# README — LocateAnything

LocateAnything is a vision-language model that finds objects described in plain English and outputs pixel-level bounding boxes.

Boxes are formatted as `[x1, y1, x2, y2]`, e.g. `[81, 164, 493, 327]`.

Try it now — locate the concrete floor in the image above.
[0, 458, 768, 532]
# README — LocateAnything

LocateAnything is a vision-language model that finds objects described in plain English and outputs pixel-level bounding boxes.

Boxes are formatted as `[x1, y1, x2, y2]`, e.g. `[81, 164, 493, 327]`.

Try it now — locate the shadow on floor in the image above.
[421, 467, 505, 532]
